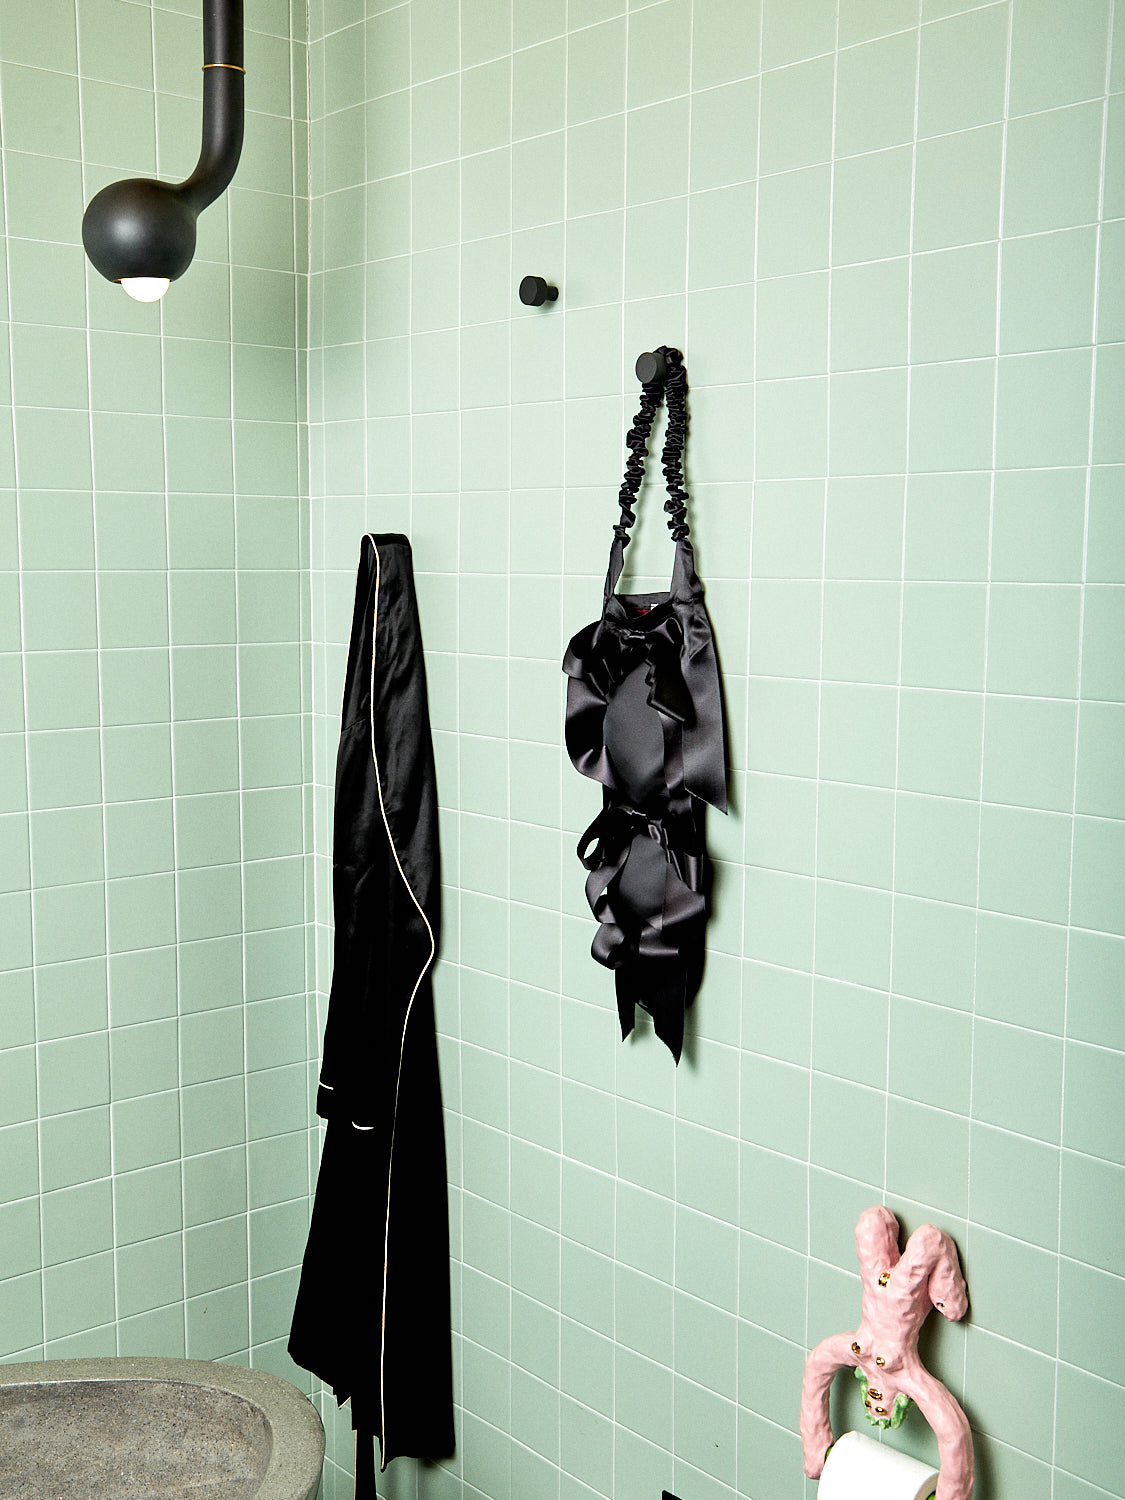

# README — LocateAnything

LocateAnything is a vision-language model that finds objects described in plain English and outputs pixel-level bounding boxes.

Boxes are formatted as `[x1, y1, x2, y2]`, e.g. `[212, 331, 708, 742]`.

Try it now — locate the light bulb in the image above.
[120, 276, 171, 302]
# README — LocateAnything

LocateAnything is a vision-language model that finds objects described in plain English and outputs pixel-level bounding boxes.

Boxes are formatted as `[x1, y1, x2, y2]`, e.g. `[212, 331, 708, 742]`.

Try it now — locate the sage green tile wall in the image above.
[0, 0, 313, 1384]
[304, 2, 1125, 1498]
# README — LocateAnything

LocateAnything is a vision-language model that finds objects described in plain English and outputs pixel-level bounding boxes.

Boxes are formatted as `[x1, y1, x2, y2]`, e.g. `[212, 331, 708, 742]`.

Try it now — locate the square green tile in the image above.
[33, 881, 107, 966]
[1058, 1256, 1125, 1387]
[891, 894, 976, 1010]
[993, 467, 1087, 583]
[0, 1044, 36, 1127]
[1076, 701, 1125, 820]
[911, 242, 998, 364]
[98, 572, 170, 650]
[43, 1250, 116, 1343]
[809, 1071, 884, 1184]
[809, 976, 888, 1091]
[689, 78, 757, 192]
[112, 1086, 180, 1176]
[756, 166, 830, 277]
[565, 16, 625, 124]
[978, 803, 1073, 924]
[832, 145, 913, 264]
[102, 724, 171, 803]
[108, 945, 177, 1029]
[974, 1016, 1065, 1143]
[4, 151, 84, 244]
[39, 1105, 111, 1193]
[171, 646, 238, 720]
[817, 782, 895, 889]
[745, 772, 817, 876]
[103, 800, 174, 880]
[755, 375, 827, 479]
[835, 30, 918, 156]
[117, 1234, 185, 1320]
[1060, 1148, 1125, 1275]
[0, 1119, 39, 1202]
[178, 863, 243, 942]
[1003, 101, 1104, 237]
[1063, 1039, 1125, 1165]
[22, 573, 96, 653]
[908, 358, 996, 473]
[830, 257, 909, 372]
[970, 1120, 1061, 1249]
[901, 581, 987, 690]
[814, 880, 892, 990]
[983, 696, 1077, 812]
[105, 871, 177, 954]
[10, 322, 89, 410]
[80, 79, 157, 174]
[894, 791, 980, 905]
[1009, 0, 1112, 116]
[39, 1031, 110, 1117]
[17, 492, 94, 571]
[91, 412, 167, 495]
[0, 812, 30, 895]
[182, 1006, 246, 1087]
[1071, 815, 1125, 938]
[828, 368, 909, 477]
[238, 643, 302, 716]
[750, 479, 824, 578]
[914, 124, 1003, 251]
[94, 494, 167, 570]
[174, 791, 242, 871]
[966, 1222, 1058, 1353]
[822, 581, 901, 684]
[109, 1016, 179, 1101]
[976, 910, 1067, 1034]
[987, 583, 1081, 698]
[30, 806, 105, 888]
[0, 734, 28, 815]
[87, 331, 163, 414]
[996, 348, 1093, 471]
[759, 55, 833, 175]
[100, 649, 172, 727]
[755, 272, 828, 379]
[761, 0, 835, 68]
[24, 651, 100, 732]
[1001, 226, 1098, 354]
[819, 683, 898, 788]
[886, 1095, 971, 1216]
[918, 6, 1008, 139]
[1098, 219, 1125, 343]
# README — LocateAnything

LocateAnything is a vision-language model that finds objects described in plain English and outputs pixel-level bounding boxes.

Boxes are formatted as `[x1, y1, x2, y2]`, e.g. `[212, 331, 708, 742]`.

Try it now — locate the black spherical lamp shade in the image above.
[82, 0, 244, 301]
[82, 179, 199, 286]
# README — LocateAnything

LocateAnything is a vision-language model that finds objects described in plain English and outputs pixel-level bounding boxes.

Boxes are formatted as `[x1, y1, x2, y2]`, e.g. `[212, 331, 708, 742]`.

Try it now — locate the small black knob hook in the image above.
[519, 274, 558, 307]
[635, 349, 668, 384]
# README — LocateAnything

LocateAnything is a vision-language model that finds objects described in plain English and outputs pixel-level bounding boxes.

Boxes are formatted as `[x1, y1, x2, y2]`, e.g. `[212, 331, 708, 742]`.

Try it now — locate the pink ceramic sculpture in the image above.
[801, 1206, 973, 1500]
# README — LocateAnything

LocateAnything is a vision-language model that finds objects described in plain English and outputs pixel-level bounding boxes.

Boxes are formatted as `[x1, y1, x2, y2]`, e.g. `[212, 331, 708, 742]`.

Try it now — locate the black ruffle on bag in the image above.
[563, 348, 728, 1061]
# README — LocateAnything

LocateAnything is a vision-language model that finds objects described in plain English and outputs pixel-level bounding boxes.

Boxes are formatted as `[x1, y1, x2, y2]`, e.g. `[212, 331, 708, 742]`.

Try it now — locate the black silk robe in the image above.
[290, 534, 454, 1495]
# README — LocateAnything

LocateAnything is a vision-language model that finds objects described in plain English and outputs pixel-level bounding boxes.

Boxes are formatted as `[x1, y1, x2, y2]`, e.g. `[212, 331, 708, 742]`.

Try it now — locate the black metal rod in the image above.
[181, 0, 245, 210]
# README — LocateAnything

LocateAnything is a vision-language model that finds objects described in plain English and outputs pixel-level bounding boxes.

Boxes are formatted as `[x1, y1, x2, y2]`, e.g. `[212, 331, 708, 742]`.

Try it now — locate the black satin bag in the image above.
[289, 534, 454, 1496]
[563, 349, 728, 1061]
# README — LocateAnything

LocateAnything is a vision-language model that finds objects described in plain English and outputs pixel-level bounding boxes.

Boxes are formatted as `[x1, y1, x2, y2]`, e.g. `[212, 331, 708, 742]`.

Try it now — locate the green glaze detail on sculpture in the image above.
[854, 1366, 913, 1429]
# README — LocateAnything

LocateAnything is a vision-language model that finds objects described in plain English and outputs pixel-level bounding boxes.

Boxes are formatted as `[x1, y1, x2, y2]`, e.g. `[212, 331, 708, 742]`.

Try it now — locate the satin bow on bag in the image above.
[562, 348, 728, 1061]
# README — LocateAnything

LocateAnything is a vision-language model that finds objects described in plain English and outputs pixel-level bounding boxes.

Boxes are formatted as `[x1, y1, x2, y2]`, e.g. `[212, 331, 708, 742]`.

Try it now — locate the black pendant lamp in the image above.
[82, 0, 245, 302]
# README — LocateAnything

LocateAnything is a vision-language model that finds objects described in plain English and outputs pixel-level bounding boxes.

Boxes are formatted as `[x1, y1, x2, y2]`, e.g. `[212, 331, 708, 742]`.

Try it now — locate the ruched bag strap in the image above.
[605, 346, 692, 602]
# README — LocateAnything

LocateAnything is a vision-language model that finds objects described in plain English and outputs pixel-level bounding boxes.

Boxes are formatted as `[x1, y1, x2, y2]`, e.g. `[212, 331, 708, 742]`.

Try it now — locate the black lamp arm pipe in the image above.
[181, 0, 245, 211]
[81, 0, 245, 289]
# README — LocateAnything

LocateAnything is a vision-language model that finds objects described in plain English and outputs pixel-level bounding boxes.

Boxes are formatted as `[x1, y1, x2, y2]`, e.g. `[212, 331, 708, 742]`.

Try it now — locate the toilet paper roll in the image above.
[817, 1430, 939, 1500]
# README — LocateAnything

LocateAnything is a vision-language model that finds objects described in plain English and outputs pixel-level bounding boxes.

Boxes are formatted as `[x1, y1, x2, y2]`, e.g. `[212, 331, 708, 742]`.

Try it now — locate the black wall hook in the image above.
[519, 275, 558, 307]
[635, 349, 669, 384]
